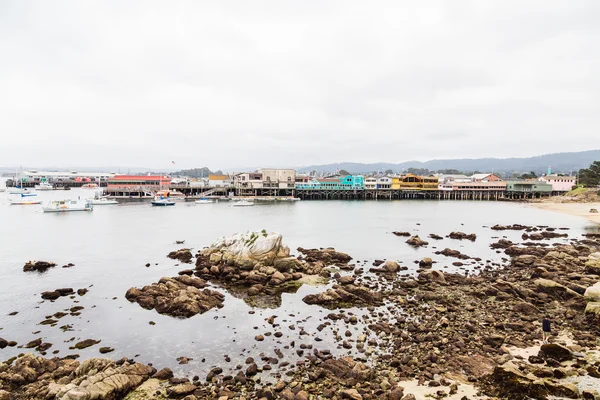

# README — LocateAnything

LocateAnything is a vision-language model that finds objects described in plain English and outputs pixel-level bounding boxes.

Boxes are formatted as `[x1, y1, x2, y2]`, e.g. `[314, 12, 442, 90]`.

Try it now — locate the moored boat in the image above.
[151, 197, 176, 206]
[10, 194, 42, 205]
[90, 197, 119, 205]
[35, 182, 54, 190]
[43, 199, 93, 213]
[7, 187, 30, 195]
[81, 183, 99, 189]
[231, 200, 255, 207]
[195, 198, 214, 204]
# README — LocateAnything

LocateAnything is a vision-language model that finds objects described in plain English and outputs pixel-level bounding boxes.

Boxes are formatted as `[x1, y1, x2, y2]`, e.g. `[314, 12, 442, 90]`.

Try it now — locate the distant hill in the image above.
[171, 167, 222, 178]
[296, 150, 600, 175]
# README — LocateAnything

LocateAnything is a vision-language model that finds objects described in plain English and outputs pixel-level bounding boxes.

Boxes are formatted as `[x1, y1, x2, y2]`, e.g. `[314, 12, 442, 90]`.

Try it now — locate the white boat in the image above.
[43, 199, 93, 213]
[0, 188, 5, 193]
[151, 197, 175, 206]
[10, 194, 42, 205]
[35, 182, 54, 190]
[232, 200, 255, 207]
[195, 198, 214, 204]
[90, 197, 119, 205]
[7, 187, 30, 195]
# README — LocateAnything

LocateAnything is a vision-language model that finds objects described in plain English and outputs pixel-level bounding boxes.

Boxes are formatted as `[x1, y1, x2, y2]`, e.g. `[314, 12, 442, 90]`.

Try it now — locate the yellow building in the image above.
[391, 174, 438, 190]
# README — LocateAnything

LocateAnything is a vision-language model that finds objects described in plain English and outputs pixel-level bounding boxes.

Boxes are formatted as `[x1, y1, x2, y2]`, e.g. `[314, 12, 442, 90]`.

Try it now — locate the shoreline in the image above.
[529, 202, 600, 225]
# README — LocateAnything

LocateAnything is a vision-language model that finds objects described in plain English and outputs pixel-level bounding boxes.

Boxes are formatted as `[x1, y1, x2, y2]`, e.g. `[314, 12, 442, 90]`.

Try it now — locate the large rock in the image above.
[584, 282, 600, 302]
[418, 270, 447, 284]
[534, 278, 581, 300]
[126, 276, 224, 318]
[23, 261, 56, 272]
[539, 343, 574, 362]
[201, 231, 290, 268]
[167, 249, 193, 263]
[406, 236, 428, 247]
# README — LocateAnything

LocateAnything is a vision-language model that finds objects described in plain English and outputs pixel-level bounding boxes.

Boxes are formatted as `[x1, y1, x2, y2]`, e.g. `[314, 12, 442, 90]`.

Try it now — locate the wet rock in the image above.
[370, 260, 400, 273]
[167, 249, 193, 263]
[297, 247, 352, 266]
[126, 276, 224, 318]
[539, 343, 574, 362]
[448, 231, 476, 241]
[418, 270, 447, 285]
[406, 236, 428, 247]
[302, 284, 383, 309]
[436, 248, 470, 260]
[419, 257, 433, 268]
[77, 288, 88, 296]
[246, 363, 258, 376]
[41, 291, 61, 300]
[428, 234, 443, 240]
[491, 239, 514, 249]
[23, 260, 56, 272]
[167, 383, 197, 396]
[341, 389, 363, 399]
[392, 231, 411, 237]
[0, 338, 8, 349]
[337, 275, 355, 285]
[71, 339, 101, 350]
[153, 367, 174, 380]
[98, 347, 114, 354]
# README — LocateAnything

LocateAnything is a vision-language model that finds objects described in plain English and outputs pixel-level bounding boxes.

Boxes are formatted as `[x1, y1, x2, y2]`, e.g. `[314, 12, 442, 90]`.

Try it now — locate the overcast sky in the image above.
[1, 1, 598, 171]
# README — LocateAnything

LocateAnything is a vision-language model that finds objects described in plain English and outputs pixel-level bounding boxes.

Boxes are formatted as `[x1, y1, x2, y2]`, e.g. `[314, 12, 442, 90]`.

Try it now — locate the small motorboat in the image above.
[232, 200, 255, 207]
[10, 194, 42, 205]
[35, 182, 54, 190]
[43, 199, 93, 213]
[81, 183, 99, 189]
[195, 198, 214, 204]
[7, 187, 30, 195]
[90, 197, 119, 205]
[151, 197, 175, 206]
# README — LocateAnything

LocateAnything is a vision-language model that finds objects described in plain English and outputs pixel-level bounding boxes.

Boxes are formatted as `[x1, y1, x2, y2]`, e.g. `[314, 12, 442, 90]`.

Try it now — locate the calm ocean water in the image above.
[0, 180, 598, 378]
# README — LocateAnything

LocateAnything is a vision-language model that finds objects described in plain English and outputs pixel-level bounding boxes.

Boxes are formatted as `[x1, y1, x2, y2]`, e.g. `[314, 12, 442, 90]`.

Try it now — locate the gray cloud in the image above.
[0, 0, 599, 170]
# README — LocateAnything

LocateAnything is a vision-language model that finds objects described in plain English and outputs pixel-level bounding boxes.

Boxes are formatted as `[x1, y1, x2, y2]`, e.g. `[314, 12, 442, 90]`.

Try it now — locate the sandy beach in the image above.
[531, 202, 600, 225]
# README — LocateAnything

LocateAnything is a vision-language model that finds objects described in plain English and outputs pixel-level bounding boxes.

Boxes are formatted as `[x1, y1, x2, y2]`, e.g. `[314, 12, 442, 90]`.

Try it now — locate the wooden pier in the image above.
[102, 185, 553, 201]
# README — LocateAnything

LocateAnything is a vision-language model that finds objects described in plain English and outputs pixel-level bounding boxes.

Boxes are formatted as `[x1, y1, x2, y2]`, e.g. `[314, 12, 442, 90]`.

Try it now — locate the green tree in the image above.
[384, 169, 394, 175]
[578, 161, 600, 187]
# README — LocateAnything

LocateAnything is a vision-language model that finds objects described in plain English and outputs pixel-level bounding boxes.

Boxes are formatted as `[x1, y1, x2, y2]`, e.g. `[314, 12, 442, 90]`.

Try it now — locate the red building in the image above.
[107, 175, 171, 190]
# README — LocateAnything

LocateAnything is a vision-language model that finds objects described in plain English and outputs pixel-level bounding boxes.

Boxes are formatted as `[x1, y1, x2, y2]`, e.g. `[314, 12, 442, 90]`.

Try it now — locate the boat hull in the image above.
[10, 201, 42, 205]
[43, 208, 93, 213]
[151, 202, 175, 206]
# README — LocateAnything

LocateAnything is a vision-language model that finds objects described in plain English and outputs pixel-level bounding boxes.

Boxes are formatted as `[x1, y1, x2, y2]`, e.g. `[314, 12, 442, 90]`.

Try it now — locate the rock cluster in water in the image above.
[4, 225, 600, 399]
[23, 261, 56, 272]
[125, 276, 225, 318]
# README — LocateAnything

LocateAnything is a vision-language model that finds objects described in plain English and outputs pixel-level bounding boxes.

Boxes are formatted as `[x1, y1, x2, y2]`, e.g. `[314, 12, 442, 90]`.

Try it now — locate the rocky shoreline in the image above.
[1, 227, 600, 399]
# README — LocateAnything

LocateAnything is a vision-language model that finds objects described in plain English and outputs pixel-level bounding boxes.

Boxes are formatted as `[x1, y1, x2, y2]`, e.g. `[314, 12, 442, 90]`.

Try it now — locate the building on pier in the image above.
[505, 181, 552, 198]
[365, 177, 377, 189]
[208, 174, 232, 188]
[295, 175, 364, 190]
[470, 173, 501, 182]
[537, 174, 576, 192]
[391, 174, 438, 190]
[259, 169, 296, 189]
[107, 175, 171, 190]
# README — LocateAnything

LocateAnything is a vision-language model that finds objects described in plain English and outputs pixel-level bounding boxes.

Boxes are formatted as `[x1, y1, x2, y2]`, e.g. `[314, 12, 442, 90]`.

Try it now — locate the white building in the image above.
[365, 177, 377, 189]
[258, 169, 296, 189]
